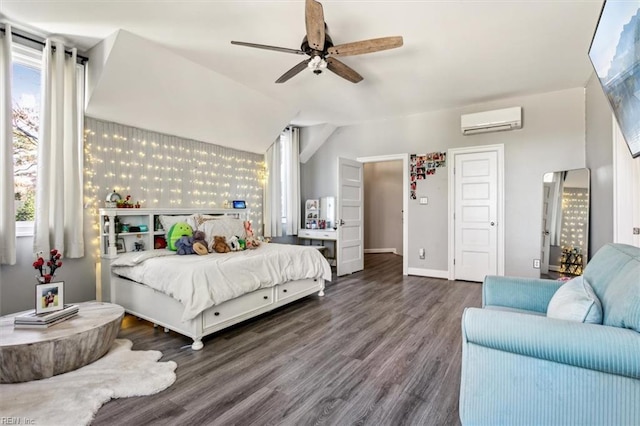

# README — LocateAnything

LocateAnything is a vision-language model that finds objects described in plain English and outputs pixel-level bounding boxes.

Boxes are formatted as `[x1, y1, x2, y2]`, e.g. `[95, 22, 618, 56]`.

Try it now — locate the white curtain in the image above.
[0, 26, 16, 265]
[264, 140, 282, 237]
[263, 127, 300, 237]
[33, 40, 84, 258]
[284, 127, 300, 235]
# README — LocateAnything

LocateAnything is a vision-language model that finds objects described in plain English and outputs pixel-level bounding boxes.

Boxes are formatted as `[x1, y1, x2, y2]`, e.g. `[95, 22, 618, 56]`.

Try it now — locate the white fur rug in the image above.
[0, 339, 177, 425]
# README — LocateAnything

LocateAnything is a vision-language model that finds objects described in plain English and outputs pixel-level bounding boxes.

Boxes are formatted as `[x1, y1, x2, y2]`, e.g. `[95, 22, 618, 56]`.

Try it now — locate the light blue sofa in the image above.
[459, 243, 640, 426]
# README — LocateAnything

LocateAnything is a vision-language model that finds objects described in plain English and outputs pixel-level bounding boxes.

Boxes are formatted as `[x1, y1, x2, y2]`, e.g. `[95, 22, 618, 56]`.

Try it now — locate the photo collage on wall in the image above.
[410, 152, 447, 200]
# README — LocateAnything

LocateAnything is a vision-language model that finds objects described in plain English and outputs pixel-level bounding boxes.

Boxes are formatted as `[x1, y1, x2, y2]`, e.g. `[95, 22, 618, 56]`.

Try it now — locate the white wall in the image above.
[364, 161, 403, 255]
[301, 87, 587, 277]
[0, 210, 97, 315]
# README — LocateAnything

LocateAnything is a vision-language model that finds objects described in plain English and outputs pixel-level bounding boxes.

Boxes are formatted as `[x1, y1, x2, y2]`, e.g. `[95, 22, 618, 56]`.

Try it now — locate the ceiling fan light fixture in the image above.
[307, 55, 328, 75]
[308, 56, 327, 69]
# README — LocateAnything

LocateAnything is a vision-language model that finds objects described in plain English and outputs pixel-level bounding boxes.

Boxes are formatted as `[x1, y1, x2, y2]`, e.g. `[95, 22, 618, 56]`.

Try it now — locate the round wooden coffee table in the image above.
[0, 302, 124, 383]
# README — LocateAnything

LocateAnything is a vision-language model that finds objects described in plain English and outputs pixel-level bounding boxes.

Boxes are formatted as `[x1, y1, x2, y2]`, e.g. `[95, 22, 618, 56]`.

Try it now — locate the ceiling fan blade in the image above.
[276, 59, 312, 83]
[231, 41, 306, 56]
[305, 0, 325, 51]
[326, 57, 363, 84]
[327, 36, 403, 57]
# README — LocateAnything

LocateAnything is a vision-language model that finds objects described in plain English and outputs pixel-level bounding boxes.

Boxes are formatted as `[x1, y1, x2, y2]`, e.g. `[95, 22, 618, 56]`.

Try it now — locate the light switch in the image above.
[419, 197, 428, 205]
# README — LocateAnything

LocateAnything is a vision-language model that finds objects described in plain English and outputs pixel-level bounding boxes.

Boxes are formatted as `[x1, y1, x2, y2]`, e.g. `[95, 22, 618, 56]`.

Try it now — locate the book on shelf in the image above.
[14, 313, 78, 329]
[15, 304, 79, 323]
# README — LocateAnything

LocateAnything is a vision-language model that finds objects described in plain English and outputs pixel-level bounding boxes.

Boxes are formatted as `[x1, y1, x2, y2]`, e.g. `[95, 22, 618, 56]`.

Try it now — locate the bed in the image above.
[99, 208, 332, 350]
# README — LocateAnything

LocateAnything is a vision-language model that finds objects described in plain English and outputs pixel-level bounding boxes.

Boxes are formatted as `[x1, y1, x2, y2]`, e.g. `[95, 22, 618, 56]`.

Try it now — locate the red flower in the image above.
[33, 249, 62, 279]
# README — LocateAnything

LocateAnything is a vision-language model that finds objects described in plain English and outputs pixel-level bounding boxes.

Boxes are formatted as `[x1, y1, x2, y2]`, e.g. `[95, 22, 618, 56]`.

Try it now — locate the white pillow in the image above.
[547, 276, 603, 324]
[200, 218, 246, 247]
[158, 215, 197, 237]
[194, 213, 225, 227]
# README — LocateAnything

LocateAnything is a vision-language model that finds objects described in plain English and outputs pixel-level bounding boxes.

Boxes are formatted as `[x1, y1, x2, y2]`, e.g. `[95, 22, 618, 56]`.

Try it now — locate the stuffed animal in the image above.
[227, 235, 241, 251]
[244, 221, 254, 238]
[192, 230, 208, 255]
[167, 222, 193, 251]
[212, 235, 231, 253]
[176, 235, 195, 255]
[243, 221, 260, 249]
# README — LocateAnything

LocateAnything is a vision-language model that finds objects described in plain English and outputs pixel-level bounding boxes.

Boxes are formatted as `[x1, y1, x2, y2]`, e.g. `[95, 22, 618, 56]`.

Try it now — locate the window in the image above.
[10, 42, 85, 237]
[12, 44, 41, 226]
[279, 130, 291, 225]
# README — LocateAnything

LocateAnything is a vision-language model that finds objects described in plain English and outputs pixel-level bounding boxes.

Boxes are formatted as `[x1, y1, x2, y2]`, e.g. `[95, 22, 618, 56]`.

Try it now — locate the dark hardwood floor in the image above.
[93, 254, 482, 426]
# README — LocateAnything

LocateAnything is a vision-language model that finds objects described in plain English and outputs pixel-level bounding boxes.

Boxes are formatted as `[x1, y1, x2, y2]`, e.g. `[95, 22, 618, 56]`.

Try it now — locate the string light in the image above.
[84, 118, 265, 258]
[559, 188, 588, 275]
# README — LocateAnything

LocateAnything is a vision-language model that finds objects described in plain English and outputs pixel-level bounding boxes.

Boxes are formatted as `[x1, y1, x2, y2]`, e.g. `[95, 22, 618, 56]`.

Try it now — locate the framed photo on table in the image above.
[35, 281, 64, 314]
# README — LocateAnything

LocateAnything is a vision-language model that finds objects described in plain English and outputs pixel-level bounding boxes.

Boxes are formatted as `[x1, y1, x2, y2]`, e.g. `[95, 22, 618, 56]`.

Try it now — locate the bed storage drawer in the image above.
[277, 278, 319, 303]
[202, 287, 274, 328]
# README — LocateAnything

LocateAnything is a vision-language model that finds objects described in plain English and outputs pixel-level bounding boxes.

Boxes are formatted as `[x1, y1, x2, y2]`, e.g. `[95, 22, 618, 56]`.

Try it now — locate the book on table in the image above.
[14, 304, 79, 324]
[14, 312, 78, 329]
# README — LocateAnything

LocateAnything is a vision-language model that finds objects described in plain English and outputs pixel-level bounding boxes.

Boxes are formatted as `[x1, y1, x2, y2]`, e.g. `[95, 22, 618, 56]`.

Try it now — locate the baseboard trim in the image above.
[407, 267, 449, 279]
[364, 248, 397, 254]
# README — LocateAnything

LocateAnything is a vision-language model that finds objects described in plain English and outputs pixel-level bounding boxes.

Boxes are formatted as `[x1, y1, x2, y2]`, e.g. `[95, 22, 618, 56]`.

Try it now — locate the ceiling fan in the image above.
[231, 0, 403, 84]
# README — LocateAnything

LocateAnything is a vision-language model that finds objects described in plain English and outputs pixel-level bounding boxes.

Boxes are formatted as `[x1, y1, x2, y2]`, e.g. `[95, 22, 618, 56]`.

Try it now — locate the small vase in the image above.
[36, 275, 54, 284]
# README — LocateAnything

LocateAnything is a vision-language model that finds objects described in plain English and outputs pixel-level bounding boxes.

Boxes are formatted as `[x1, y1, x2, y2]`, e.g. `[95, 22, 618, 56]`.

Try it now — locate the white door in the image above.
[454, 151, 499, 282]
[613, 120, 640, 247]
[337, 157, 364, 276]
[540, 182, 554, 274]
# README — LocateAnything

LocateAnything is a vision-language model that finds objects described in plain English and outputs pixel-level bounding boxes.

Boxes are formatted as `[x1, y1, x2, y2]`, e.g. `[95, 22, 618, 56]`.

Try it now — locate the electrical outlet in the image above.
[419, 248, 425, 259]
[533, 259, 540, 269]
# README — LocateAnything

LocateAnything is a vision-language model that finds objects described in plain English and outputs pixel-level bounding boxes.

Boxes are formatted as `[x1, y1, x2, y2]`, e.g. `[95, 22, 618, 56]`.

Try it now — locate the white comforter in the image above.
[111, 243, 332, 321]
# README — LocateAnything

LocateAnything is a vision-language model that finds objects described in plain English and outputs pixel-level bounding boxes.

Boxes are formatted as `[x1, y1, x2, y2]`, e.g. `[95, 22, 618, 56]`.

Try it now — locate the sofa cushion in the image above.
[583, 243, 640, 332]
[547, 276, 603, 324]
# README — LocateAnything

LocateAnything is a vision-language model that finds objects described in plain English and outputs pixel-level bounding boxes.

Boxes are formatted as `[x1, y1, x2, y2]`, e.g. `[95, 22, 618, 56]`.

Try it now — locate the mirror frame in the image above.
[540, 168, 590, 279]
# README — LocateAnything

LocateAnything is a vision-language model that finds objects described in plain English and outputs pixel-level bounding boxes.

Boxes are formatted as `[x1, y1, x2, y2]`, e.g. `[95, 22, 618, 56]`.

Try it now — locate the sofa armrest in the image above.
[462, 307, 640, 379]
[483, 275, 563, 313]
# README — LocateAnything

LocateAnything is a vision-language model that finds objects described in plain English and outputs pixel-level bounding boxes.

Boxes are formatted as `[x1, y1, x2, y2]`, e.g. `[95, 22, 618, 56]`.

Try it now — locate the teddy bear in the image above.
[192, 230, 208, 255]
[211, 235, 231, 253]
[175, 235, 195, 255]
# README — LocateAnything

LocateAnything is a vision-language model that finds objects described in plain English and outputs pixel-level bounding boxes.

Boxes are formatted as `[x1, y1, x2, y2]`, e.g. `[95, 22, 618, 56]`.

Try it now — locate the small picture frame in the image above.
[116, 237, 126, 253]
[36, 281, 64, 314]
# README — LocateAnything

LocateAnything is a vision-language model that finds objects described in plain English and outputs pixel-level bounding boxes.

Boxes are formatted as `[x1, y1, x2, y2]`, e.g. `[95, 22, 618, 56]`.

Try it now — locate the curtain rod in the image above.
[0, 26, 89, 64]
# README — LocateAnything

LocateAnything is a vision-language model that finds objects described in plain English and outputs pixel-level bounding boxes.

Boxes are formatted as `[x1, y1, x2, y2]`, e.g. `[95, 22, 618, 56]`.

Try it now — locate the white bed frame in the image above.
[111, 273, 324, 350]
[99, 207, 325, 350]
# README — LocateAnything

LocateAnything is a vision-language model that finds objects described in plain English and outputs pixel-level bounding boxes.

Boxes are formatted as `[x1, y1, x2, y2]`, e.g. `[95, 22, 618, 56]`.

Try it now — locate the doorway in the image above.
[356, 154, 409, 275]
[363, 160, 403, 256]
[448, 145, 505, 281]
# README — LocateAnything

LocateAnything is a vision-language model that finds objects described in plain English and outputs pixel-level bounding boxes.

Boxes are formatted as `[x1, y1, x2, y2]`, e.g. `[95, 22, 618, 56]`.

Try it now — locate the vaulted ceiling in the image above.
[1, 0, 604, 153]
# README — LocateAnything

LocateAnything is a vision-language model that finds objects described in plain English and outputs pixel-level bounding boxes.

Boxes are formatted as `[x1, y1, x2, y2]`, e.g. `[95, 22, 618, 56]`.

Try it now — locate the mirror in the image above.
[540, 168, 590, 279]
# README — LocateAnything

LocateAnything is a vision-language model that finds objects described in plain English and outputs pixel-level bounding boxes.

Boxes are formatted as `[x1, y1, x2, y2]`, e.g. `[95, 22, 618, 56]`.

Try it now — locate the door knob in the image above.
[544, 231, 550, 236]
[490, 222, 495, 226]
[339, 219, 345, 226]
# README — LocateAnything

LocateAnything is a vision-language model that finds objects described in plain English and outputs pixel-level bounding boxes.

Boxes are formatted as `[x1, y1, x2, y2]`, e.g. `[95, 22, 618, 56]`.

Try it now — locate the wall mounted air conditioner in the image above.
[461, 106, 522, 135]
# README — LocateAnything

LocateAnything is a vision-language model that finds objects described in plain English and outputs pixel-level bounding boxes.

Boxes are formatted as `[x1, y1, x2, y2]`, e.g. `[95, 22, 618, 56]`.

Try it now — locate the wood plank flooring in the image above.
[93, 254, 482, 426]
